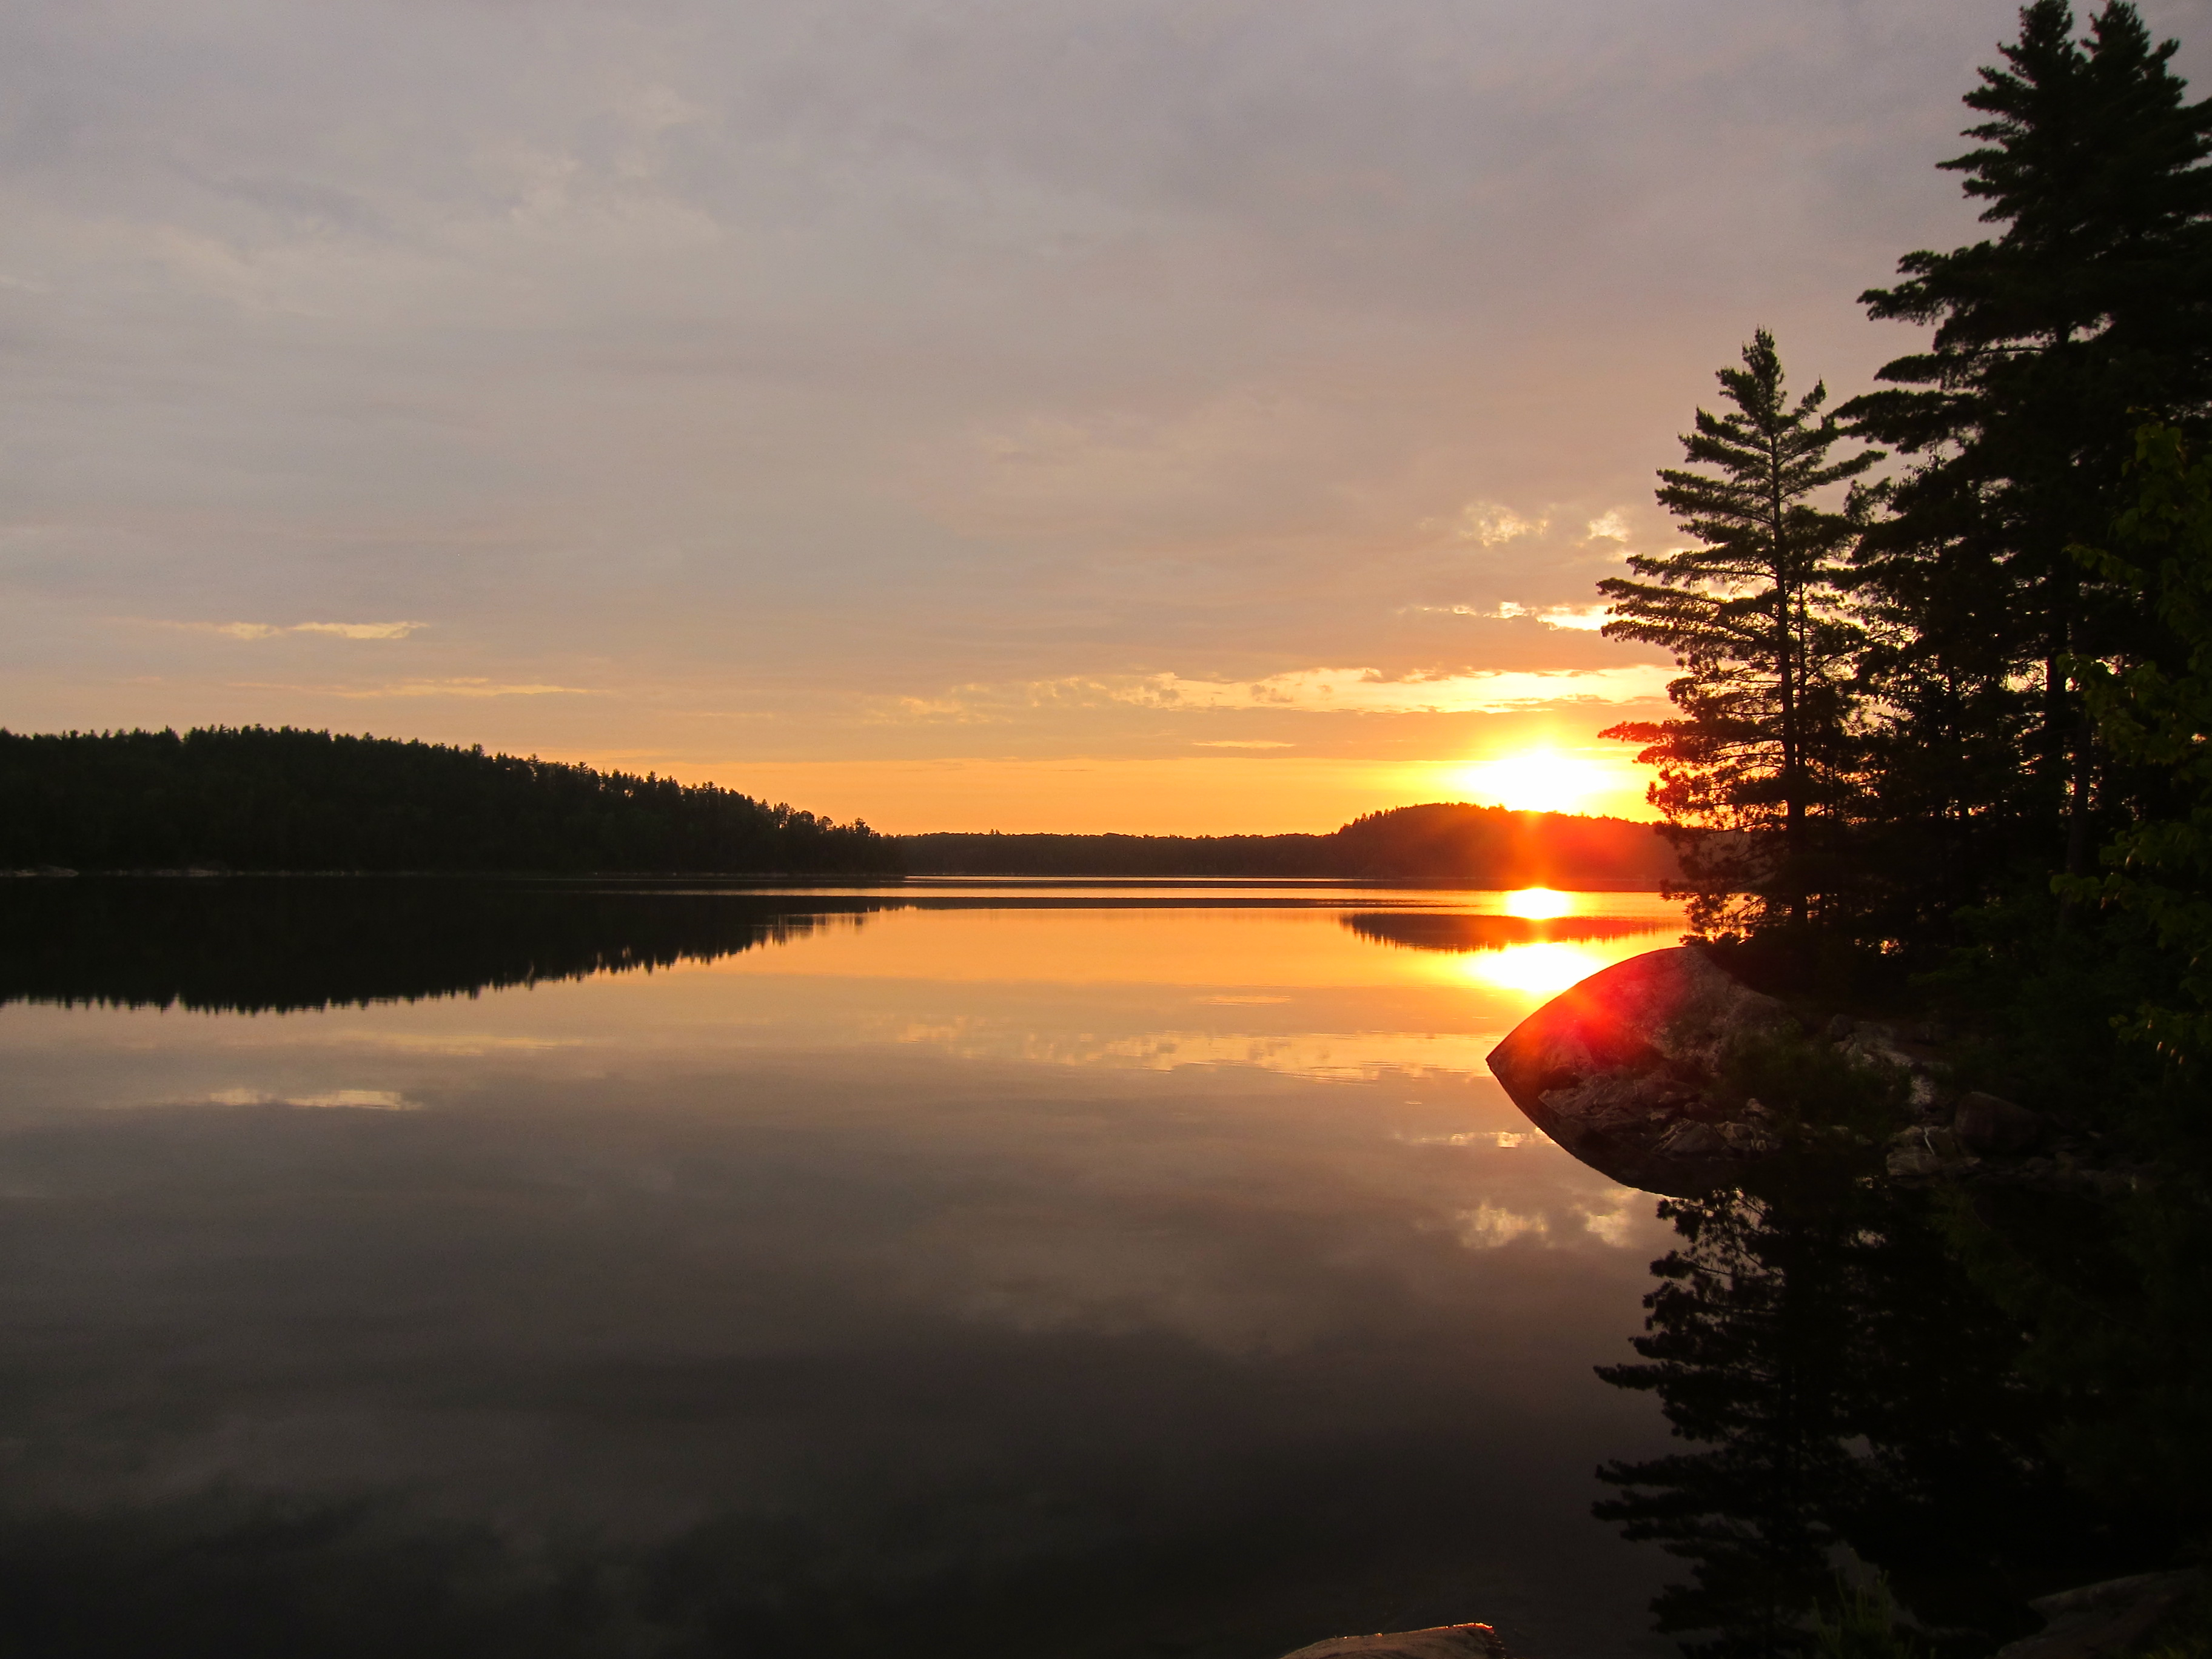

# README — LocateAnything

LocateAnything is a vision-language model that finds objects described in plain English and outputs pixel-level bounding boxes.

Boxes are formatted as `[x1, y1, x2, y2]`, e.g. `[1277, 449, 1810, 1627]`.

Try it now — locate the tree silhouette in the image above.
[1842, 0, 2212, 916]
[1599, 330, 1878, 934]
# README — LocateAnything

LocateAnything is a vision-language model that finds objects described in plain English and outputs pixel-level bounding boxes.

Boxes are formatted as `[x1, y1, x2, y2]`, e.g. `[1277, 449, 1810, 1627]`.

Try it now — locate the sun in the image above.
[1455, 747, 1616, 815]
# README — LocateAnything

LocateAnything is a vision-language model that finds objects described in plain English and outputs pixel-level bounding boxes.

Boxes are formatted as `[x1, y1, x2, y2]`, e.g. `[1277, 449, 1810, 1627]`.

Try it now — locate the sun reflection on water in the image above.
[1459, 940, 1610, 999]
[1500, 887, 1573, 919]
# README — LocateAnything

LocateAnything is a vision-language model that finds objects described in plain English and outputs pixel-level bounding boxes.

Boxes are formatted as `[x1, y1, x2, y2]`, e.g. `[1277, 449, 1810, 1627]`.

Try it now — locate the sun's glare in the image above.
[1456, 748, 1615, 815]
[1460, 942, 1608, 999]
[1501, 887, 1573, 919]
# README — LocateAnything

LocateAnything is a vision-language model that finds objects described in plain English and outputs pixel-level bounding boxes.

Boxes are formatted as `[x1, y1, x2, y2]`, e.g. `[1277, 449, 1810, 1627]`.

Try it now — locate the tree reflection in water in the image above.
[1594, 1161, 2147, 1658]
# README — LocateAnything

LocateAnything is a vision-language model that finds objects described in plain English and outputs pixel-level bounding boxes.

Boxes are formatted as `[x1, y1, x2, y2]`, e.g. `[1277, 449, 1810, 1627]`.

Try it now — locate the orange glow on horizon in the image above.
[554, 750, 1660, 836]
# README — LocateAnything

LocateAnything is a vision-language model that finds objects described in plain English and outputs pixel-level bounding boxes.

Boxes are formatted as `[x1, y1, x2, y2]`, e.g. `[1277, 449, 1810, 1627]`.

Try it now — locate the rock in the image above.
[1277, 1623, 1506, 1659]
[1886, 1144, 1948, 1178]
[1886, 1125, 1974, 1179]
[1835, 1021, 1955, 1111]
[1720, 1121, 1780, 1153]
[1486, 947, 1797, 1195]
[1954, 1090, 2045, 1155]
[1658, 1121, 1724, 1157]
[1840, 1027, 1917, 1074]
[1992, 1569, 2202, 1659]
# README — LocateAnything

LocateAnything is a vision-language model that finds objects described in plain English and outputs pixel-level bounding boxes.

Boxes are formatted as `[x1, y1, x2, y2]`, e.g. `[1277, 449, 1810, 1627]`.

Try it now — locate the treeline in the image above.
[4, 728, 1683, 884]
[0, 727, 900, 875]
[899, 801, 1679, 885]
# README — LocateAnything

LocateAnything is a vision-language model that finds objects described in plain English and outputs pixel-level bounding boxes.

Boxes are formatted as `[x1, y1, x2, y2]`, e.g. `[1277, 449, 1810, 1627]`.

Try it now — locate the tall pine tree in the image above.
[1843, 1, 2212, 913]
[1601, 331, 1877, 934]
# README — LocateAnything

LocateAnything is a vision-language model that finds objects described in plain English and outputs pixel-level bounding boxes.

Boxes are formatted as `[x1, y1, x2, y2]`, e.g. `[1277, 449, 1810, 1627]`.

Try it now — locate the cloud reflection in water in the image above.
[0, 882, 1691, 1658]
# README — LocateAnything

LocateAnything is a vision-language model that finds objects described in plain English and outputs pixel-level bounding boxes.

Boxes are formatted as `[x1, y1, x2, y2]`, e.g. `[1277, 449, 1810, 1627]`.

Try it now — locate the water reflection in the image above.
[1589, 1160, 2151, 1658]
[0, 879, 1687, 1658]
[1458, 942, 1618, 999]
[0, 876, 891, 1012]
[1339, 911, 1669, 955]
[1338, 905, 1664, 1005]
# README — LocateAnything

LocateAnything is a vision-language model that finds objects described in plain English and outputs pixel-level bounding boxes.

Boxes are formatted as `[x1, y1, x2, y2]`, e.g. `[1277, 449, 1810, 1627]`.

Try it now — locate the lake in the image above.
[0, 878, 1689, 1658]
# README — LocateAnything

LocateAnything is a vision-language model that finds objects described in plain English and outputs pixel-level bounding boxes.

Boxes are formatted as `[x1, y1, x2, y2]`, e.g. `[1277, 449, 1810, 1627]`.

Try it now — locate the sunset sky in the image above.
[5, 0, 2206, 833]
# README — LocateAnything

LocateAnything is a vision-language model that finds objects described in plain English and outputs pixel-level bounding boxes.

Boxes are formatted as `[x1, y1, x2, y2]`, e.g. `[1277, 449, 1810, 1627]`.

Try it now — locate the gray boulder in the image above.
[1486, 946, 1797, 1195]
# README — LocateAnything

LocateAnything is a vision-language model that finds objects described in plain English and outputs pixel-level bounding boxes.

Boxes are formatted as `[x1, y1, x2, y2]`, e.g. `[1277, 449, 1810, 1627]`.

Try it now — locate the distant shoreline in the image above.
[5, 726, 1680, 887]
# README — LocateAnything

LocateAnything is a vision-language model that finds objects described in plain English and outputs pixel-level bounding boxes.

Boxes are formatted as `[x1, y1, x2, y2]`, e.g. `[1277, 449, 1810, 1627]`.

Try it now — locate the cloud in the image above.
[162, 621, 428, 641]
[292, 622, 427, 640]
[1498, 603, 1609, 632]
[1122, 665, 1672, 714]
[1454, 1203, 1549, 1248]
[337, 679, 594, 700]
[859, 665, 1672, 725]
[203, 1088, 418, 1110]
[1435, 501, 1549, 547]
[1413, 602, 1612, 632]
[228, 678, 596, 700]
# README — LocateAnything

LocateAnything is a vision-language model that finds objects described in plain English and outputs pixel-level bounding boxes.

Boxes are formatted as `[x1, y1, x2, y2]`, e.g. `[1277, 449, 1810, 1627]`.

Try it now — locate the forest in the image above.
[1576, 5, 2212, 1654]
[0, 726, 900, 875]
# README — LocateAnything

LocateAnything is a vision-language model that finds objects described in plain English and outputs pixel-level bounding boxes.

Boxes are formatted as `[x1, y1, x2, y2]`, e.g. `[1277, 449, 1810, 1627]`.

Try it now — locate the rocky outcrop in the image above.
[1992, 1569, 2202, 1659]
[1489, 945, 2154, 1196]
[1484, 946, 1798, 1195]
[1276, 1623, 1506, 1659]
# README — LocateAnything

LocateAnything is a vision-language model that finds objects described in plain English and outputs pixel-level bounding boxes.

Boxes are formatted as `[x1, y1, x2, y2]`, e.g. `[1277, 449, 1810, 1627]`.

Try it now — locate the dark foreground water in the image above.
[0, 879, 1695, 1658]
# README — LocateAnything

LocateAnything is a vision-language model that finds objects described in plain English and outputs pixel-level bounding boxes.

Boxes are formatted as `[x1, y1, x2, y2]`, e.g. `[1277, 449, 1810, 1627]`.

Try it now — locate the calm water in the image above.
[0, 879, 1687, 1658]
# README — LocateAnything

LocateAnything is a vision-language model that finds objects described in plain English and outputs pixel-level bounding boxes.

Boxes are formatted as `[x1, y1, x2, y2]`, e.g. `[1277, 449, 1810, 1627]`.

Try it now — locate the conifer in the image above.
[1843, 1, 2212, 886]
[1600, 331, 1878, 931]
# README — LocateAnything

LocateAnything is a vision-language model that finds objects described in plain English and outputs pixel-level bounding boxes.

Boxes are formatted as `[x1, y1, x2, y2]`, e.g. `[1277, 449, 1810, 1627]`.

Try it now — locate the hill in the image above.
[900, 802, 1677, 886]
[0, 727, 900, 875]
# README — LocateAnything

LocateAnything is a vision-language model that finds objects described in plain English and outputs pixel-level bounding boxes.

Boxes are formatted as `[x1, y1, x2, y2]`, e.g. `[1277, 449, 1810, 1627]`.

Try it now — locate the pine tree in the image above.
[2069, 424, 2212, 1067]
[1843, 1, 2212, 894]
[1600, 331, 1879, 933]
